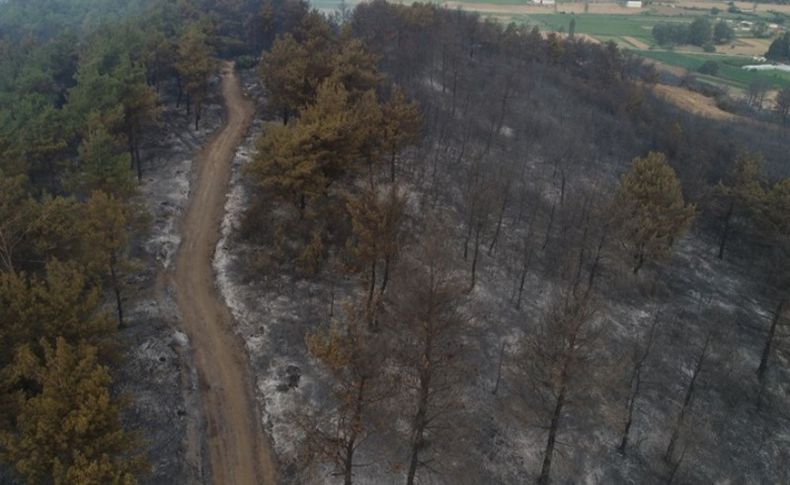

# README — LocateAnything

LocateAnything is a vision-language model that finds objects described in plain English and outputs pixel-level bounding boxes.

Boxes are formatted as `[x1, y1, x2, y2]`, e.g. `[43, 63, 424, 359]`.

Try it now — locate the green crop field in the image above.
[527, 13, 689, 45]
[636, 50, 790, 88]
[517, 9, 790, 91]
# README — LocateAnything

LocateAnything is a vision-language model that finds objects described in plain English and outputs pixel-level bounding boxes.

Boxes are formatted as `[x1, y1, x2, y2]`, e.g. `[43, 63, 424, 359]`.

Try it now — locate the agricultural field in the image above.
[522, 12, 683, 45]
[310, 0, 790, 89]
[639, 50, 790, 88]
[308, 0, 790, 90]
[410, 0, 790, 90]
[503, 2, 790, 90]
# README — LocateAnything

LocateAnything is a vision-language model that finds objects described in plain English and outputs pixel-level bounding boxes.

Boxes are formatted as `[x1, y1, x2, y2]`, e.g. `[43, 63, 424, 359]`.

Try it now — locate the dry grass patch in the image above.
[652, 83, 737, 120]
[721, 38, 773, 57]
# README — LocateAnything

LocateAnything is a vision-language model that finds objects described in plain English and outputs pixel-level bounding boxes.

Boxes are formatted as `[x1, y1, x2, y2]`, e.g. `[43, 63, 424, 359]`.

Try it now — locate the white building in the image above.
[626, 1, 642, 8]
[532, 0, 556, 5]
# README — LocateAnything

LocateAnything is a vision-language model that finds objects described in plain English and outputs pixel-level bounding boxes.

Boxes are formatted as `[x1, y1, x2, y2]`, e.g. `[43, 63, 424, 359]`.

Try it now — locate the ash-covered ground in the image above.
[213, 72, 790, 484]
[114, 80, 223, 485]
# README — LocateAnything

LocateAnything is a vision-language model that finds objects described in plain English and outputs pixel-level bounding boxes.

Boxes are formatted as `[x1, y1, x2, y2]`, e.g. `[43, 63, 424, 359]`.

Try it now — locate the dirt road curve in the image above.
[173, 62, 278, 485]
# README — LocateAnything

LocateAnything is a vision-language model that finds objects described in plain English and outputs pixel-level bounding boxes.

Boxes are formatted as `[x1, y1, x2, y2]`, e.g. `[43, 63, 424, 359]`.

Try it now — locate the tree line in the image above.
[652, 17, 734, 49]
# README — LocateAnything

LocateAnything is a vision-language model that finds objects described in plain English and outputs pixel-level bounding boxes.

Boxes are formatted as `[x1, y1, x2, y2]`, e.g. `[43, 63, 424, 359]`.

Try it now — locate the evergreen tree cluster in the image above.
[0, 0, 277, 482]
[247, 11, 421, 276]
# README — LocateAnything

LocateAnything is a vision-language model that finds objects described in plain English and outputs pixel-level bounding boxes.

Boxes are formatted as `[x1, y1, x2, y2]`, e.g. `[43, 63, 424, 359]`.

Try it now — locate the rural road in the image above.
[173, 62, 278, 485]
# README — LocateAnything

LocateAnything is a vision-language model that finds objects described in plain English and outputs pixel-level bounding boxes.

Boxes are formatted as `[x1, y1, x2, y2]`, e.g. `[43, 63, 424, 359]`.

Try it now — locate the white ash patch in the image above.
[139, 155, 190, 269]
[422, 76, 445, 93]
[257, 359, 315, 457]
[214, 142, 254, 325]
[173, 330, 190, 347]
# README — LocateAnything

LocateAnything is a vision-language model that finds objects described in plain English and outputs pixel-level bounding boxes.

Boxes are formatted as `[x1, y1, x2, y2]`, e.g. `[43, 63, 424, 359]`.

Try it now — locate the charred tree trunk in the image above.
[633, 249, 645, 275]
[390, 150, 398, 183]
[463, 203, 475, 261]
[429, 146, 443, 205]
[586, 231, 607, 297]
[470, 222, 482, 290]
[618, 366, 640, 455]
[109, 256, 124, 328]
[488, 189, 510, 255]
[718, 199, 734, 260]
[757, 297, 786, 382]
[558, 168, 567, 208]
[134, 143, 142, 181]
[542, 202, 556, 251]
[329, 282, 335, 318]
[515, 210, 536, 309]
[406, 335, 433, 485]
[515, 247, 532, 310]
[573, 217, 591, 295]
[440, 46, 447, 94]
[176, 74, 183, 108]
[454, 125, 469, 166]
[483, 85, 510, 157]
[128, 139, 135, 171]
[538, 363, 570, 485]
[298, 193, 307, 219]
[492, 341, 506, 395]
[194, 102, 202, 131]
[428, 113, 449, 204]
[343, 376, 367, 485]
[450, 70, 458, 117]
[127, 133, 143, 182]
[380, 255, 391, 297]
[367, 260, 377, 317]
[619, 314, 659, 454]
[666, 443, 688, 485]
[665, 334, 710, 462]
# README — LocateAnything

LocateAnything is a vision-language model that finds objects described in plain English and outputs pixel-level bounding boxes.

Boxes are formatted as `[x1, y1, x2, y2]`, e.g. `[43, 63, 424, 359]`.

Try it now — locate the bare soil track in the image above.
[172, 62, 278, 485]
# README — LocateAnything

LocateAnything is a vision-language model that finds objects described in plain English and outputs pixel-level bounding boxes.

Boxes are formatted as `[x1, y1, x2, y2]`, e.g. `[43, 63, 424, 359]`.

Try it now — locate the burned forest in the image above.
[1, 0, 789, 484]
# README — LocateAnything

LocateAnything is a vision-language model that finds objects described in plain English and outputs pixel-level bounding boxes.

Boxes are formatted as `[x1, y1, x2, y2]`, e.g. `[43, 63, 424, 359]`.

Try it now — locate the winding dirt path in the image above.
[173, 62, 278, 485]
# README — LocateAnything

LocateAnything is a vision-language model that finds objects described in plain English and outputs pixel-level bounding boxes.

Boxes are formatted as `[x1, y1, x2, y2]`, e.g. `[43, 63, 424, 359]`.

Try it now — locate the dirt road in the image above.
[173, 62, 278, 485]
